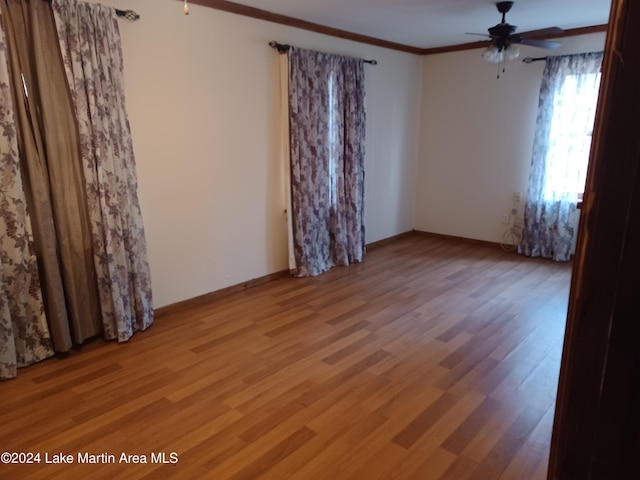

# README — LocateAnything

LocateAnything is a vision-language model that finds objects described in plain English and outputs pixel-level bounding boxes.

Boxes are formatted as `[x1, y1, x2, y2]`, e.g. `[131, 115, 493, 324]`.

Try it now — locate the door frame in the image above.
[548, 0, 640, 478]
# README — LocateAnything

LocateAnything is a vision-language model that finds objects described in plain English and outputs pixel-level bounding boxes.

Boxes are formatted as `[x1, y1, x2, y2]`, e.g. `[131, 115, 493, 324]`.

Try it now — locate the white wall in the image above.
[91, 0, 423, 308]
[415, 33, 606, 243]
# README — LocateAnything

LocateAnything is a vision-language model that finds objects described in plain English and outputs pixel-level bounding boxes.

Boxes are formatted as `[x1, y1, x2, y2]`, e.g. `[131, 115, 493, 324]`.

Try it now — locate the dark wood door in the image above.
[548, 0, 640, 478]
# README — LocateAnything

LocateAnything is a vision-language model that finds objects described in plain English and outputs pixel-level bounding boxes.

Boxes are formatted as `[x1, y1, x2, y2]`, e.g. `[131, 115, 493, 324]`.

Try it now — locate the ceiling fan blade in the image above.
[518, 27, 564, 38]
[517, 37, 562, 49]
[465, 32, 492, 38]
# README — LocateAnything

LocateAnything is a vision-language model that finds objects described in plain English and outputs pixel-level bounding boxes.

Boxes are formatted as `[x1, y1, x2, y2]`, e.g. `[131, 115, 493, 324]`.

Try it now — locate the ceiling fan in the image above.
[469, 2, 563, 69]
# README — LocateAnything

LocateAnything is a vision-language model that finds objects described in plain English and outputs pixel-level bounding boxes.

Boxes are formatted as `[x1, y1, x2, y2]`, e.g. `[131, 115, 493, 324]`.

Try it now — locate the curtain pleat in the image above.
[340, 60, 366, 263]
[288, 47, 366, 277]
[0, 3, 53, 380]
[52, 0, 153, 341]
[30, 0, 102, 344]
[278, 54, 295, 271]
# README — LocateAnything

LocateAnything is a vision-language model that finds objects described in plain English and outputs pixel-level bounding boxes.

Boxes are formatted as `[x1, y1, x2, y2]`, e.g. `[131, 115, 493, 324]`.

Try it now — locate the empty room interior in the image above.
[1, 0, 626, 479]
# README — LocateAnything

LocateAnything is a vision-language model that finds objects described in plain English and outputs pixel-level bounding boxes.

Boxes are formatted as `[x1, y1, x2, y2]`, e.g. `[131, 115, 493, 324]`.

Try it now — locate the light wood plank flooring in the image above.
[0, 234, 572, 479]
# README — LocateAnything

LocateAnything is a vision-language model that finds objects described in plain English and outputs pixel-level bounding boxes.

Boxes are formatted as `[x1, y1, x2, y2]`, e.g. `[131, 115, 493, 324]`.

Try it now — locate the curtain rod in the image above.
[42, 0, 140, 21]
[115, 9, 140, 21]
[269, 41, 378, 65]
[522, 56, 547, 63]
[523, 51, 605, 65]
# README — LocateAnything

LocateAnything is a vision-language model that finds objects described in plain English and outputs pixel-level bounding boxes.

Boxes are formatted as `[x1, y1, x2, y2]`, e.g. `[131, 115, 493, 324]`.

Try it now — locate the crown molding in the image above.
[181, 2, 608, 57]
[185, 0, 423, 55]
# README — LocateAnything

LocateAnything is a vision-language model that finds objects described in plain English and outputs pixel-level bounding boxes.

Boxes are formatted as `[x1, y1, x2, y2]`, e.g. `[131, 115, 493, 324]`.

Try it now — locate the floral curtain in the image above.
[288, 47, 366, 277]
[0, 10, 53, 380]
[519, 52, 603, 261]
[52, 0, 153, 341]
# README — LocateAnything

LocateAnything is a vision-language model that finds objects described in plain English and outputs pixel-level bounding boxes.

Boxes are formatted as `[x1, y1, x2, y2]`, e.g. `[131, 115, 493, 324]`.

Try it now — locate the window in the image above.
[543, 72, 601, 202]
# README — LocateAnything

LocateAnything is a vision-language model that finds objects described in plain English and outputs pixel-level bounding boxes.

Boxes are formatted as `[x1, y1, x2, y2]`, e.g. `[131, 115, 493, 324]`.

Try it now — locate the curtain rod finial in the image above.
[116, 9, 140, 21]
[269, 42, 291, 53]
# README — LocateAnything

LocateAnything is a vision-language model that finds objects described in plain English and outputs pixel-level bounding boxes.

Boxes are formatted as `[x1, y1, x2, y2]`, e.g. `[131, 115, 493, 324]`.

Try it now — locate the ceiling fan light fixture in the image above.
[481, 44, 520, 65]
[505, 44, 520, 61]
[481, 45, 503, 64]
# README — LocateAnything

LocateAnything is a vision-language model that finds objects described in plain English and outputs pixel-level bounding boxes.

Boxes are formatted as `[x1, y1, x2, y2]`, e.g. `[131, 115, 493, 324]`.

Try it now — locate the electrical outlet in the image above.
[514, 192, 521, 203]
[501, 213, 510, 224]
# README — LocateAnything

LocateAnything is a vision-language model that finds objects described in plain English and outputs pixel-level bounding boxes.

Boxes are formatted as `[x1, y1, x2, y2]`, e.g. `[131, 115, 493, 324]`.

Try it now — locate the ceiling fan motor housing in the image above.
[488, 23, 517, 38]
[490, 1, 517, 47]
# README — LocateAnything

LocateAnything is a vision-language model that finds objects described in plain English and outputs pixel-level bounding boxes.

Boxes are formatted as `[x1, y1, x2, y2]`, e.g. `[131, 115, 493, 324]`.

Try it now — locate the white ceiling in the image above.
[227, 0, 611, 49]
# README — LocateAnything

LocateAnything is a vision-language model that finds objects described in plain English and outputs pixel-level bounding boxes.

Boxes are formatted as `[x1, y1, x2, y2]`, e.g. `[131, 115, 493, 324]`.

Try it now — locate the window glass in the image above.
[544, 72, 601, 202]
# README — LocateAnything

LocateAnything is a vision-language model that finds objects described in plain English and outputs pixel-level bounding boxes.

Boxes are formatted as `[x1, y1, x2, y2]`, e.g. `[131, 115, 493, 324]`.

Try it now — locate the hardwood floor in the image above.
[0, 234, 572, 479]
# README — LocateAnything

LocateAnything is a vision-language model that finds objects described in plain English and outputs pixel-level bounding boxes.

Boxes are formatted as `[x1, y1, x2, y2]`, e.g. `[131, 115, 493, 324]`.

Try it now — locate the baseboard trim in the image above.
[155, 230, 508, 318]
[154, 230, 413, 317]
[155, 269, 290, 318]
[366, 230, 415, 251]
[412, 230, 505, 249]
